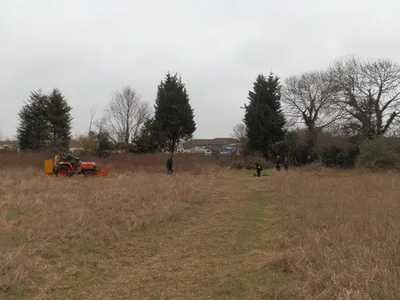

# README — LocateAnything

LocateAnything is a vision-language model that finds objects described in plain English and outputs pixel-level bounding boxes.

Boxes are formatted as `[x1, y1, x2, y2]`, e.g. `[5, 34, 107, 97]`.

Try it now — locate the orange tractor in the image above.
[44, 153, 110, 178]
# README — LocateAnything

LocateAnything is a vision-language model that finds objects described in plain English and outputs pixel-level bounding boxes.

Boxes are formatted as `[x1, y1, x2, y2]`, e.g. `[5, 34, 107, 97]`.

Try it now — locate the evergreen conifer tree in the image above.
[16, 90, 50, 150]
[243, 73, 286, 158]
[132, 118, 161, 153]
[47, 88, 73, 151]
[96, 130, 113, 157]
[17, 89, 73, 151]
[153, 73, 196, 153]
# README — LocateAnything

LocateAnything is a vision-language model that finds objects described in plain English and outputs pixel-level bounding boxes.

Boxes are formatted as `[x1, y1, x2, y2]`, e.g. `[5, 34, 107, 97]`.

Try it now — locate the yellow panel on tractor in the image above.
[44, 159, 54, 174]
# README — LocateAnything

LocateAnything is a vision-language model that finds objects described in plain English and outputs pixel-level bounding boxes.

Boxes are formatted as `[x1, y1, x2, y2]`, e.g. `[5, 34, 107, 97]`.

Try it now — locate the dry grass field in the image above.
[0, 155, 399, 299]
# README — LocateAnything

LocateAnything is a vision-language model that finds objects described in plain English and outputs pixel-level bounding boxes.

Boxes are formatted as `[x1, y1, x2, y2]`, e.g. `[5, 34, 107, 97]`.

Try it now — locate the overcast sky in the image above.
[1, 0, 400, 140]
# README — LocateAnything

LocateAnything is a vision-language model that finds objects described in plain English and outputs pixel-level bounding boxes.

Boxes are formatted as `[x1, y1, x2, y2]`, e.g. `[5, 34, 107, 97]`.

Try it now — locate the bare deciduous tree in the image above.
[75, 132, 98, 154]
[393, 118, 400, 137]
[282, 70, 343, 146]
[88, 106, 96, 134]
[231, 122, 248, 156]
[94, 114, 108, 134]
[331, 55, 400, 138]
[104, 86, 151, 146]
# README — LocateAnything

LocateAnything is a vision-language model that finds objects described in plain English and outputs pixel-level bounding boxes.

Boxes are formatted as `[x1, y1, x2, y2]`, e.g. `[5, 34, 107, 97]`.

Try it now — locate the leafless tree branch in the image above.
[88, 106, 96, 134]
[330, 55, 400, 138]
[231, 122, 248, 156]
[282, 70, 345, 138]
[104, 86, 151, 146]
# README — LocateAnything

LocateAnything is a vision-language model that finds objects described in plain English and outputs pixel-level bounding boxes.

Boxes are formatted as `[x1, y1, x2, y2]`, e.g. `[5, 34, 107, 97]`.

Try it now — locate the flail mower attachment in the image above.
[95, 166, 110, 177]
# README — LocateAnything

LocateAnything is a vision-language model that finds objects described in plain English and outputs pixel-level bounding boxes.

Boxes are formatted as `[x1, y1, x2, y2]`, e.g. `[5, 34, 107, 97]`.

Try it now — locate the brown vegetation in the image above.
[0, 165, 221, 299]
[1, 155, 399, 299]
[274, 168, 400, 299]
[0, 152, 232, 173]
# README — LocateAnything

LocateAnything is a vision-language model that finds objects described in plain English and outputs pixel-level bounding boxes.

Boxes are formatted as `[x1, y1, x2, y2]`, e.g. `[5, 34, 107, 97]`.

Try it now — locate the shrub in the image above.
[356, 137, 400, 171]
[273, 131, 312, 166]
[230, 159, 245, 170]
[230, 155, 273, 170]
[302, 161, 325, 172]
[75, 133, 99, 154]
[321, 145, 359, 169]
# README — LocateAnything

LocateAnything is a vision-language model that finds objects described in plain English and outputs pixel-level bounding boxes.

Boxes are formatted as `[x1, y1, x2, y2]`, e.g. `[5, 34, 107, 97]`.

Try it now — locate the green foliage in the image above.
[96, 130, 113, 158]
[321, 145, 359, 168]
[270, 130, 360, 168]
[17, 89, 73, 151]
[153, 72, 196, 153]
[277, 131, 311, 165]
[132, 118, 160, 153]
[243, 73, 286, 159]
[16, 90, 51, 151]
[47, 89, 73, 150]
[356, 137, 400, 170]
[17, 89, 72, 150]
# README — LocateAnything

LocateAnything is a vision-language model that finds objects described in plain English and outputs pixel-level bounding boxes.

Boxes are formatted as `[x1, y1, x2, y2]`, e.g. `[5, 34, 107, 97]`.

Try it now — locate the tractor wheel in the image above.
[57, 168, 70, 178]
[84, 171, 94, 178]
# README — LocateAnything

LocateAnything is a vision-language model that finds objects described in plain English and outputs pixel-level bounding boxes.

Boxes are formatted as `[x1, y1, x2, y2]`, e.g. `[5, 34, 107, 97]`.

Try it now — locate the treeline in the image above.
[13, 55, 400, 169]
[15, 72, 196, 157]
[235, 55, 400, 169]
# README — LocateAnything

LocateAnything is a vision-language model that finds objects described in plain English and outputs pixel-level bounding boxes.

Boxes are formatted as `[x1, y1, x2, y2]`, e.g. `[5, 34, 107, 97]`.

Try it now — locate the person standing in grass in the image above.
[255, 162, 262, 177]
[63, 150, 80, 170]
[276, 155, 281, 171]
[283, 156, 289, 171]
[166, 154, 174, 176]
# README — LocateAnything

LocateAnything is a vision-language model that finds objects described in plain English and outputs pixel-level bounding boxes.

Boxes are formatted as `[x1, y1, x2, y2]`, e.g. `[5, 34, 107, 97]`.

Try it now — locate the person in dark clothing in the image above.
[276, 155, 281, 171]
[166, 154, 174, 176]
[255, 162, 262, 177]
[283, 156, 289, 171]
[62, 151, 81, 170]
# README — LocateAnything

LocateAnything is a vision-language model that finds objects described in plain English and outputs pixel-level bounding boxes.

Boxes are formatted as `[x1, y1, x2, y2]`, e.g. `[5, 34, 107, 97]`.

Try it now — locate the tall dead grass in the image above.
[0, 152, 231, 173]
[0, 167, 219, 298]
[273, 168, 400, 299]
[2, 155, 399, 299]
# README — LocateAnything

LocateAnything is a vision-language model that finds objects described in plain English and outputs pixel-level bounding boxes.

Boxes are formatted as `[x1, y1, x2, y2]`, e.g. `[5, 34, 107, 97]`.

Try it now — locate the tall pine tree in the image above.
[47, 88, 73, 150]
[243, 73, 286, 159]
[153, 73, 196, 153]
[16, 90, 50, 150]
[17, 88, 73, 151]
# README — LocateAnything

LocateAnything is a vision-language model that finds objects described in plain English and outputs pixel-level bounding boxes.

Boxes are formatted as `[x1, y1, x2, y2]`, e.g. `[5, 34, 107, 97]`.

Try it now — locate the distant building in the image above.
[176, 142, 185, 153]
[69, 140, 84, 154]
[220, 143, 237, 155]
[0, 140, 19, 153]
[183, 138, 238, 154]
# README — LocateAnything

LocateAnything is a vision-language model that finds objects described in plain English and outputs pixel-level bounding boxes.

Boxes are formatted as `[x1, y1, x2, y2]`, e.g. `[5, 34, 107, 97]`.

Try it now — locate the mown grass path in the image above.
[75, 171, 293, 300]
